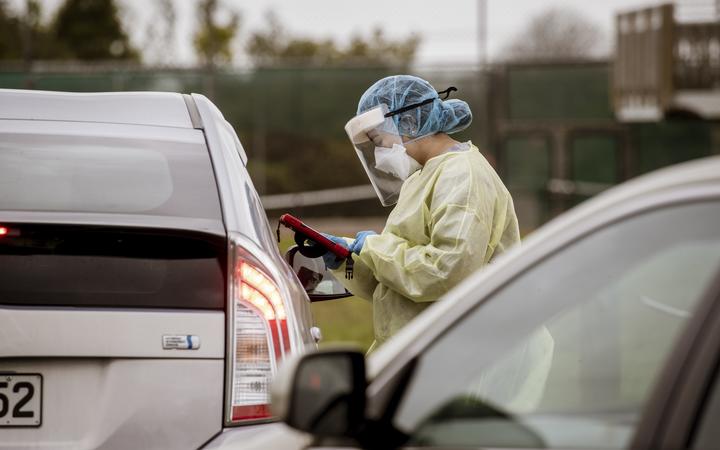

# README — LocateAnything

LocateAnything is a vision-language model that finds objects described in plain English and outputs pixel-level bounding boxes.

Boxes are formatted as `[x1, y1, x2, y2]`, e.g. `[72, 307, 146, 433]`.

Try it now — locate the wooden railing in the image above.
[674, 22, 720, 89]
[613, 4, 675, 120]
[613, 3, 719, 120]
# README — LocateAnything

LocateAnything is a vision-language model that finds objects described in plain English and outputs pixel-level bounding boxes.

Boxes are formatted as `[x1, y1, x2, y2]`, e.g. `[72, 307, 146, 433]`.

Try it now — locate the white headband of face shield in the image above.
[344, 107, 386, 144]
[345, 107, 422, 180]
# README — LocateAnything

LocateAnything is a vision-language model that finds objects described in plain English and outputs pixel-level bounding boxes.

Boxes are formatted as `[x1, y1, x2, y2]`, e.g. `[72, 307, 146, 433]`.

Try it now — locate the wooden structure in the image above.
[614, 3, 720, 121]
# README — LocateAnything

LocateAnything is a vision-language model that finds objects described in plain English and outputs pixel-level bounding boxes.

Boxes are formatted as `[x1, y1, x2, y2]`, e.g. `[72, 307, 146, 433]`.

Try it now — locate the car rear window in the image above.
[0, 224, 226, 309]
[0, 133, 222, 219]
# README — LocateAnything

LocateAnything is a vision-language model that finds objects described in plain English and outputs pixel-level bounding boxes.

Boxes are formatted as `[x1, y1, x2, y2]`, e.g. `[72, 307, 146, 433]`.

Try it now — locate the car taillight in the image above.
[0, 226, 19, 237]
[228, 244, 293, 424]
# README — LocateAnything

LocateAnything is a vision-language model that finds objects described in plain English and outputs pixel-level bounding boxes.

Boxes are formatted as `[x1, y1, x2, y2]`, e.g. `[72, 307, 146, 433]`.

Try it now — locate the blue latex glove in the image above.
[350, 230, 377, 255]
[315, 233, 348, 270]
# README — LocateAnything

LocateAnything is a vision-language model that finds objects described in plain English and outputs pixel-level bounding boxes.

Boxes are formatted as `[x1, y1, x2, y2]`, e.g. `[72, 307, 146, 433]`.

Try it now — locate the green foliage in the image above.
[246, 11, 420, 67]
[52, 0, 138, 60]
[193, 0, 240, 66]
[142, 0, 177, 64]
[345, 29, 421, 66]
[0, 0, 136, 62]
[0, 1, 23, 59]
[246, 132, 369, 194]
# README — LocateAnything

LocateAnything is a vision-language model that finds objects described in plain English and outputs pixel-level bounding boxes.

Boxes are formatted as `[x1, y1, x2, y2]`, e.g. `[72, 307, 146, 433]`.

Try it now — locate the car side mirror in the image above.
[285, 245, 352, 301]
[272, 349, 366, 438]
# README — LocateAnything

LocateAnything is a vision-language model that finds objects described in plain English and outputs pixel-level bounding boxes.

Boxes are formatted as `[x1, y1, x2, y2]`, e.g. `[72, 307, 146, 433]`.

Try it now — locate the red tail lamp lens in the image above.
[229, 259, 290, 423]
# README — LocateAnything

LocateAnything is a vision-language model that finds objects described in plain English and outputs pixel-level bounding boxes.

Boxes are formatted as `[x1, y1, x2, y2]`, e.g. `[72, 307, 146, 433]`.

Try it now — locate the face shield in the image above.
[344, 104, 411, 207]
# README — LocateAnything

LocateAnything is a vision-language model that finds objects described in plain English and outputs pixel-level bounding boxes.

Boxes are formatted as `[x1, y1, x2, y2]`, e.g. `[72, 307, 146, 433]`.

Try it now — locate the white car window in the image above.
[0, 132, 220, 218]
[396, 201, 720, 449]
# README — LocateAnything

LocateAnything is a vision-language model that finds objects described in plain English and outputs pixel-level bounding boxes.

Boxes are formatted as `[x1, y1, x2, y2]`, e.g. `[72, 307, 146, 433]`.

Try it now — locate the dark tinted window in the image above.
[0, 224, 226, 309]
[0, 133, 222, 219]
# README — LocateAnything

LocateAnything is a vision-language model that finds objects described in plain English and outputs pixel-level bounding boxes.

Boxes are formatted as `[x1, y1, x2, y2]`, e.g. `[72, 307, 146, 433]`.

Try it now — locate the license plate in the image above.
[0, 374, 42, 427]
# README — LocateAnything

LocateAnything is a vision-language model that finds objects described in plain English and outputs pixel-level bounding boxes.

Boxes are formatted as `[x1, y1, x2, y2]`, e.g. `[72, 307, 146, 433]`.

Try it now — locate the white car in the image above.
[0, 89, 319, 449]
[257, 155, 720, 450]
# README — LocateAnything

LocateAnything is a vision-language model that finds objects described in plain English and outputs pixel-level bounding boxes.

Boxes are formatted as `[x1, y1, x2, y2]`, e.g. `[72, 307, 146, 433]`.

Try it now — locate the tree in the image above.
[52, 0, 138, 60]
[502, 7, 604, 61]
[143, 0, 177, 65]
[0, 1, 66, 63]
[193, 0, 241, 67]
[246, 11, 420, 67]
[0, 1, 23, 60]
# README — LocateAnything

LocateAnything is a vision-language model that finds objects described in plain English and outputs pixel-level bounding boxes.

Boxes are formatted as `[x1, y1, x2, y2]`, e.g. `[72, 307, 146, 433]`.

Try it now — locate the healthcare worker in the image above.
[321, 75, 521, 350]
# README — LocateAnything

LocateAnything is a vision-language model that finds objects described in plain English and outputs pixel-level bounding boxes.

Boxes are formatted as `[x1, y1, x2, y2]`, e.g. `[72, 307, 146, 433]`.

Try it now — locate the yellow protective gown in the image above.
[334, 143, 520, 347]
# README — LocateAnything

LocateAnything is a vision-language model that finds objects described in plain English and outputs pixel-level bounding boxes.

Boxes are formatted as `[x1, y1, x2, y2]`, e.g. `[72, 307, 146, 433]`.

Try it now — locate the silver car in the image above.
[267, 155, 720, 450]
[0, 89, 316, 449]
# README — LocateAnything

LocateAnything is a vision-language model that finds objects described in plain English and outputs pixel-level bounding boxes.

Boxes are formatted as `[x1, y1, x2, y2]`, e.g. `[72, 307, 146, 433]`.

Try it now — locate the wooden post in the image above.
[613, 4, 675, 121]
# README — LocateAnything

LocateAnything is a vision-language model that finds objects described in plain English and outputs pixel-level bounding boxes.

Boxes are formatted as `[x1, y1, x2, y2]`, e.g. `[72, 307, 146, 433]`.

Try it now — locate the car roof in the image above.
[369, 155, 720, 379]
[0, 89, 195, 129]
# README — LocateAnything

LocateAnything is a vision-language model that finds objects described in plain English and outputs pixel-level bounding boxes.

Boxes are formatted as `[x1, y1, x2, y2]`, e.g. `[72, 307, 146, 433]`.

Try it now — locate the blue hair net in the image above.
[357, 75, 472, 138]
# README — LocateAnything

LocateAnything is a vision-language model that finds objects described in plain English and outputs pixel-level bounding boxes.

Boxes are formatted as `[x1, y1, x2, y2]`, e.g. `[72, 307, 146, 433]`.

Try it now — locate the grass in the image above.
[311, 297, 374, 352]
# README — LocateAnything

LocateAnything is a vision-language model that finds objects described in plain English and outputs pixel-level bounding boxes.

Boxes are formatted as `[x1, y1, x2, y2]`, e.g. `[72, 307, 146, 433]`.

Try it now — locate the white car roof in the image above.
[0, 89, 194, 129]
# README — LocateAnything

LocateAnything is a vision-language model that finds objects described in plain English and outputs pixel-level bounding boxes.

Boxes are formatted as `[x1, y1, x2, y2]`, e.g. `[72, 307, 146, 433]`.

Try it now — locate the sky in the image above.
[9, 0, 712, 66]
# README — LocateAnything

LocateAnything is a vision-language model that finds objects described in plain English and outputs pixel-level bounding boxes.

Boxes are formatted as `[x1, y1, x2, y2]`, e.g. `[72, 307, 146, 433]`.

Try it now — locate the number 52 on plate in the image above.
[0, 374, 42, 427]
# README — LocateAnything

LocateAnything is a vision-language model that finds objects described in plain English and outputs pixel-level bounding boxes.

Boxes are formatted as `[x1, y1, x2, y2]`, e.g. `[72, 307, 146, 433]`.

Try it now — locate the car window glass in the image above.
[396, 201, 720, 449]
[0, 132, 221, 219]
[692, 363, 720, 449]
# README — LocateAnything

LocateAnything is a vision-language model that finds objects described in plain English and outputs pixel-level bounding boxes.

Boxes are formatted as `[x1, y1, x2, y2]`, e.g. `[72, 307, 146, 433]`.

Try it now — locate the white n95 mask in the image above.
[374, 144, 422, 180]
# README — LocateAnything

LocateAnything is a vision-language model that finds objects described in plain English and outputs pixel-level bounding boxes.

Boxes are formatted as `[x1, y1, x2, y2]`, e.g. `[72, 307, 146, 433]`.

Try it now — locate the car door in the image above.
[0, 120, 226, 449]
[632, 267, 720, 450]
[387, 196, 720, 449]
[685, 324, 720, 450]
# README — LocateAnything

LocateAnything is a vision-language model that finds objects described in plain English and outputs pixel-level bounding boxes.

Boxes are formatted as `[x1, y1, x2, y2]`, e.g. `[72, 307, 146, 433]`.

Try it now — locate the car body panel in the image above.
[192, 93, 315, 351]
[0, 89, 194, 129]
[202, 423, 311, 450]
[190, 93, 315, 429]
[0, 359, 223, 449]
[0, 111, 229, 447]
[0, 117, 202, 141]
[0, 210, 225, 237]
[0, 306, 224, 358]
[0, 89, 316, 447]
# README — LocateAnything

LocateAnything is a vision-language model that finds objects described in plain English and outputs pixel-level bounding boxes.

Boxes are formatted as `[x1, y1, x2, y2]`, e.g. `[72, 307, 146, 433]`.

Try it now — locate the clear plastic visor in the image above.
[344, 105, 405, 207]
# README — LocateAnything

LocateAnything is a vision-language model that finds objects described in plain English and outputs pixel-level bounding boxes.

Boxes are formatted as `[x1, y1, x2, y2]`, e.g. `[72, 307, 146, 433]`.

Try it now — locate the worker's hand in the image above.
[350, 231, 377, 255]
[311, 233, 348, 270]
